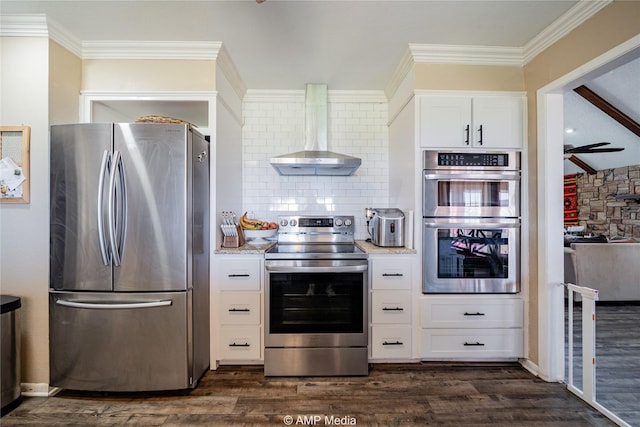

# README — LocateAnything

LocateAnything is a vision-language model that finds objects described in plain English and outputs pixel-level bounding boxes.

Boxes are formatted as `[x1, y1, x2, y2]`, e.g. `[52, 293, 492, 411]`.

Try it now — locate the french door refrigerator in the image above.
[49, 123, 210, 392]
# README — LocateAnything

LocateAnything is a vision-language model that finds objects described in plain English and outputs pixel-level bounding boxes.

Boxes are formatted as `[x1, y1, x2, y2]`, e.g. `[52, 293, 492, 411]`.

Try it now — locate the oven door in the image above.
[423, 170, 520, 218]
[423, 218, 520, 294]
[265, 260, 368, 348]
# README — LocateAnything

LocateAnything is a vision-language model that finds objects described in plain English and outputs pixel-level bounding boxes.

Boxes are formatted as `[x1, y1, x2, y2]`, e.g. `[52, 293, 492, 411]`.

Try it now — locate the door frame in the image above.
[536, 35, 640, 382]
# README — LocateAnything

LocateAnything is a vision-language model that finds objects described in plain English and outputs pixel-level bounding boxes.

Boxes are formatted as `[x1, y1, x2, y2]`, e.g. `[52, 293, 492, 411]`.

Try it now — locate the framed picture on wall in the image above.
[0, 126, 30, 203]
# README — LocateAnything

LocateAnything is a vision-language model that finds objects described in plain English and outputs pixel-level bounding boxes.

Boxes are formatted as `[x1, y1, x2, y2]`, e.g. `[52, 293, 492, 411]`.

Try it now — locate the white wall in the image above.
[241, 91, 390, 240]
[0, 37, 51, 385]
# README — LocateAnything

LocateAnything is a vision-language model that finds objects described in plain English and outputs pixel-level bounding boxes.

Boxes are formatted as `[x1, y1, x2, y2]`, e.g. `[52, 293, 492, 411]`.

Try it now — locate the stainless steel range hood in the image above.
[270, 84, 362, 176]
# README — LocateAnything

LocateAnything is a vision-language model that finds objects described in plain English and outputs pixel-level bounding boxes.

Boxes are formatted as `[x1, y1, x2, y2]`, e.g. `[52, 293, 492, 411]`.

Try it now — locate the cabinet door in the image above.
[371, 325, 412, 359]
[213, 257, 262, 291]
[421, 328, 523, 359]
[472, 96, 523, 149]
[421, 298, 523, 328]
[371, 257, 412, 290]
[219, 292, 261, 325]
[219, 326, 261, 360]
[371, 291, 412, 324]
[419, 97, 471, 148]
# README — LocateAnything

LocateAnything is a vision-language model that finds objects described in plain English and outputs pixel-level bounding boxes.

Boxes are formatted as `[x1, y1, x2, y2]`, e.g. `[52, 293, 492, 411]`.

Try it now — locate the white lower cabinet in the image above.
[421, 328, 523, 359]
[219, 325, 261, 360]
[369, 255, 415, 360]
[371, 325, 412, 359]
[213, 255, 263, 363]
[420, 297, 523, 360]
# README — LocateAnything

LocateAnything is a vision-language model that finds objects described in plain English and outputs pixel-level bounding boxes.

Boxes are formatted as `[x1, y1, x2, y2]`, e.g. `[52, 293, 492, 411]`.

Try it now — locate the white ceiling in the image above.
[2, 0, 581, 89]
[3, 0, 639, 171]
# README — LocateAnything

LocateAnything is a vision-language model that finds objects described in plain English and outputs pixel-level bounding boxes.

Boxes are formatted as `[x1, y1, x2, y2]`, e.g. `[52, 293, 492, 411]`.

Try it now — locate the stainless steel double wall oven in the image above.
[264, 216, 368, 376]
[422, 150, 521, 294]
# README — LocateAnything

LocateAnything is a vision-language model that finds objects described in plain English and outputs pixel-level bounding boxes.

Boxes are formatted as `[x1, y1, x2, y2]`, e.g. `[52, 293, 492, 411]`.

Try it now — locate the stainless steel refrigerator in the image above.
[49, 123, 210, 392]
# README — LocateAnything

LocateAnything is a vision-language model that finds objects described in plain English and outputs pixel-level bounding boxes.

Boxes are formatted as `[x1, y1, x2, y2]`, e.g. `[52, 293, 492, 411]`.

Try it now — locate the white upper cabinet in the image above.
[419, 93, 525, 149]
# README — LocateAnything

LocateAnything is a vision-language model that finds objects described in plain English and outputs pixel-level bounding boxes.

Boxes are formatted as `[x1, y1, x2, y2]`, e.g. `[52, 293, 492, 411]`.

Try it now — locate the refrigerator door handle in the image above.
[108, 150, 124, 266]
[97, 150, 111, 266]
[116, 151, 128, 262]
[55, 299, 173, 310]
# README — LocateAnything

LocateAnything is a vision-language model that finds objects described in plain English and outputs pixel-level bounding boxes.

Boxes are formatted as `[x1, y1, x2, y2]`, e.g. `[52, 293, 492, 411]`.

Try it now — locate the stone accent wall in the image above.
[576, 165, 640, 238]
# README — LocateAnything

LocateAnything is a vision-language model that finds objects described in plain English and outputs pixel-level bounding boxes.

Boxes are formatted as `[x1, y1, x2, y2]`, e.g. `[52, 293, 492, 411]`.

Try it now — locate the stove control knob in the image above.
[289, 219, 297, 227]
[334, 218, 343, 226]
[344, 218, 352, 226]
[279, 219, 289, 227]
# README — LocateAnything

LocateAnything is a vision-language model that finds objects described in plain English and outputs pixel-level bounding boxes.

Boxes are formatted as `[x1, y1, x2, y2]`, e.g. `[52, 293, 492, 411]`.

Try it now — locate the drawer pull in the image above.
[229, 308, 250, 312]
[382, 340, 403, 346]
[463, 312, 485, 316]
[382, 307, 404, 311]
[229, 342, 250, 347]
[228, 274, 250, 278]
[382, 273, 403, 277]
[463, 342, 485, 346]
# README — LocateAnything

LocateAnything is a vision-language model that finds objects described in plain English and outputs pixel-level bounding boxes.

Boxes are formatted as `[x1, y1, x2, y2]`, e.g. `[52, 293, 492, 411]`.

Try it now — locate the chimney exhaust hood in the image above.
[270, 84, 362, 176]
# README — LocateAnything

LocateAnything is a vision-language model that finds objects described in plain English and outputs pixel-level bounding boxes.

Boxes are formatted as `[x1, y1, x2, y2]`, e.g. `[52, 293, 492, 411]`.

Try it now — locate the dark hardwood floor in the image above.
[567, 302, 640, 426]
[2, 363, 615, 426]
[4, 304, 637, 426]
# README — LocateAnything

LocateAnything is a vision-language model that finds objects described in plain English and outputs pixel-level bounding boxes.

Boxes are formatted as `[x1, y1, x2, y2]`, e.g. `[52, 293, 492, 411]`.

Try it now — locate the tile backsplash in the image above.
[242, 91, 389, 240]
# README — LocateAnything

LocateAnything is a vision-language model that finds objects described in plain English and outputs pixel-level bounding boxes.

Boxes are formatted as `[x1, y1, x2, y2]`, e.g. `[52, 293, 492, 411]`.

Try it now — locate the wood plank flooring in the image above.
[4, 303, 638, 426]
[2, 363, 614, 426]
[567, 302, 640, 426]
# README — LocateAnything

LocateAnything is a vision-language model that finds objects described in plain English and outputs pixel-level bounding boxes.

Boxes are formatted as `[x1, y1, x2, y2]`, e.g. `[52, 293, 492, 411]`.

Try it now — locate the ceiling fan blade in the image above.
[571, 147, 625, 154]
[566, 154, 597, 175]
[564, 142, 611, 153]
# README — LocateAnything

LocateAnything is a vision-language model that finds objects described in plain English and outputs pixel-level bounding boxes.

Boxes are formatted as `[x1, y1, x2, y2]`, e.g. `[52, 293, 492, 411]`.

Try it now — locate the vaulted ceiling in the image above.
[2, 1, 639, 171]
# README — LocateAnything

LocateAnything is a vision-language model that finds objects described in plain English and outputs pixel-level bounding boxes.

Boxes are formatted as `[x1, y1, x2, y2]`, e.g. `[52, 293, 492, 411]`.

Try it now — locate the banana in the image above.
[240, 212, 263, 229]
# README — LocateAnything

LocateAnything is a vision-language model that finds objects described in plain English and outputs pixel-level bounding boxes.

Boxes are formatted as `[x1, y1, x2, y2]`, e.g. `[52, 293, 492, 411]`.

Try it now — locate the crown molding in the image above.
[47, 17, 82, 57]
[81, 40, 223, 60]
[523, 0, 612, 64]
[0, 14, 48, 37]
[408, 43, 525, 66]
[216, 44, 247, 100]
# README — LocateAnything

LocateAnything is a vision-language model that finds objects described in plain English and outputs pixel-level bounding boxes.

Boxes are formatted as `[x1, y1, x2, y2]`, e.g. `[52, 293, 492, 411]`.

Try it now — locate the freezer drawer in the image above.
[49, 291, 198, 392]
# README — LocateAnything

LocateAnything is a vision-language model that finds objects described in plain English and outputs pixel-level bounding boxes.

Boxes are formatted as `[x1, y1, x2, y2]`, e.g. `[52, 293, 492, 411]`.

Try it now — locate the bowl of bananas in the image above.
[239, 213, 278, 244]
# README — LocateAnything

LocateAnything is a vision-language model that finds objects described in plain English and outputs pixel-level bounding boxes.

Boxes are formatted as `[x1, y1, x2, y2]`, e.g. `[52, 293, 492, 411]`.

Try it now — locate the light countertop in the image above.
[214, 240, 416, 255]
[355, 240, 417, 254]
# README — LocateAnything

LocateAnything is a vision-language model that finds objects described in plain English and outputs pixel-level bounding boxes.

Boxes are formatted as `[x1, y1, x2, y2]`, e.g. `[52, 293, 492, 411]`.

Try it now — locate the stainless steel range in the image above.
[264, 215, 369, 376]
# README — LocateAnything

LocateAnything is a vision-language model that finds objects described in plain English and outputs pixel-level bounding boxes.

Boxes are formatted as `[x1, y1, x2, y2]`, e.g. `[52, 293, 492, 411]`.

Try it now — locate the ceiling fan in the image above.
[564, 142, 625, 175]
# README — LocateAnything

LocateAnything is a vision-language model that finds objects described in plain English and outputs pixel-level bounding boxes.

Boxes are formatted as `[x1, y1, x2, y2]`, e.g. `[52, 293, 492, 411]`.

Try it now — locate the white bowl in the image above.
[243, 228, 277, 244]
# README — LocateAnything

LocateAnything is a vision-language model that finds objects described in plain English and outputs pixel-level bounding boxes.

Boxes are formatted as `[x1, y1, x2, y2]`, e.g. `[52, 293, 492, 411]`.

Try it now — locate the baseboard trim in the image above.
[520, 358, 540, 378]
[21, 383, 60, 397]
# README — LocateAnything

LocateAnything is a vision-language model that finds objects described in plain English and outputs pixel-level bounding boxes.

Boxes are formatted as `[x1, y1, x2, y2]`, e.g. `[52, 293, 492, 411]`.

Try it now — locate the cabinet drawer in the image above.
[219, 292, 261, 325]
[214, 258, 262, 291]
[371, 325, 412, 359]
[421, 328, 523, 359]
[371, 291, 411, 324]
[371, 258, 412, 290]
[219, 326, 261, 360]
[421, 298, 523, 328]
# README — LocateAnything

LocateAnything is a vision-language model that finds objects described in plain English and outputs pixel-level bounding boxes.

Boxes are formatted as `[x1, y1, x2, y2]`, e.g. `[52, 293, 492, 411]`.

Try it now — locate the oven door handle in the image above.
[424, 172, 520, 181]
[424, 221, 520, 229]
[265, 264, 368, 273]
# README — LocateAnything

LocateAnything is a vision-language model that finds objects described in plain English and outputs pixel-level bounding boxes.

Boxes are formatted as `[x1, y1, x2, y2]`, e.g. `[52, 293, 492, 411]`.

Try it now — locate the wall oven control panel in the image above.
[437, 152, 509, 167]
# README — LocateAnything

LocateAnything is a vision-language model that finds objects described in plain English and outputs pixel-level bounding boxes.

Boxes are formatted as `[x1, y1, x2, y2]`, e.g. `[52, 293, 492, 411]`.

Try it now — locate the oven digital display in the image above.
[299, 218, 333, 227]
[438, 153, 508, 167]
